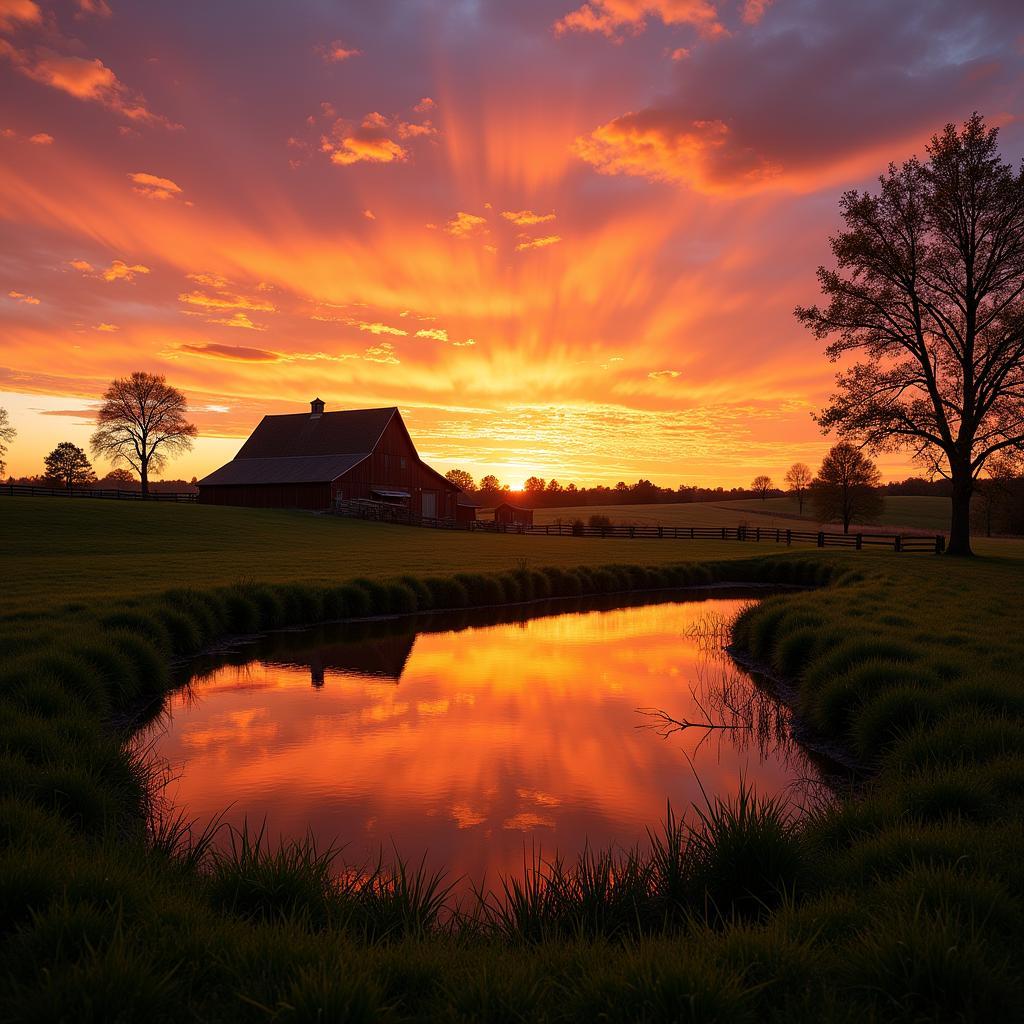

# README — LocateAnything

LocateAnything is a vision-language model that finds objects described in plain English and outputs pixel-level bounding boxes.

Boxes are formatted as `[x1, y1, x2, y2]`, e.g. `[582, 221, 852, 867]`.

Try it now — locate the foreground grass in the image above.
[2, 497, 1024, 1020]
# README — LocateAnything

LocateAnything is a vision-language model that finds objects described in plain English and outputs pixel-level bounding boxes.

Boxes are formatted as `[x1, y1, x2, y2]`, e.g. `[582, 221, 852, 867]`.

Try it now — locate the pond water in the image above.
[139, 593, 822, 886]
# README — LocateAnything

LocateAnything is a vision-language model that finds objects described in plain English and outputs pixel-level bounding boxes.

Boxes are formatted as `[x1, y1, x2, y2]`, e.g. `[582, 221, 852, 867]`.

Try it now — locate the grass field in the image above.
[533, 494, 984, 536]
[3, 495, 1024, 1020]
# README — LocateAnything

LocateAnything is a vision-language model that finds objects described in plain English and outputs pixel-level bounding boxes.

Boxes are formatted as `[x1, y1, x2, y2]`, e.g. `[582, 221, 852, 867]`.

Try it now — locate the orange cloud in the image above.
[67, 258, 93, 273]
[8, 289, 40, 304]
[318, 39, 360, 62]
[178, 288, 275, 312]
[415, 328, 448, 342]
[741, 0, 772, 24]
[363, 342, 399, 364]
[516, 235, 562, 252]
[501, 209, 556, 225]
[74, 0, 112, 16]
[314, 106, 436, 167]
[648, 369, 680, 379]
[209, 312, 266, 330]
[554, 0, 723, 39]
[28, 131, 52, 144]
[354, 320, 407, 336]
[94, 322, 118, 331]
[1, 44, 177, 127]
[180, 342, 280, 361]
[102, 259, 150, 282]
[445, 211, 487, 237]
[574, 113, 780, 193]
[0, 0, 40, 31]
[129, 171, 184, 200]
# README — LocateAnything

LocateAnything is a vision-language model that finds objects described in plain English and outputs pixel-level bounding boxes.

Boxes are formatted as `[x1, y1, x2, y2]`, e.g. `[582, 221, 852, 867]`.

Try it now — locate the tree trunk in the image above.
[140, 460, 149, 498]
[947, 464, 974, 556]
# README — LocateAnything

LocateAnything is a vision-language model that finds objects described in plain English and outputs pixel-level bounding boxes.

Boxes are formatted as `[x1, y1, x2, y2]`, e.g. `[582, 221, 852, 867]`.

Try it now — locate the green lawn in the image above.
[2, 497, 764, 615]
[3, 495, 1024, 1020]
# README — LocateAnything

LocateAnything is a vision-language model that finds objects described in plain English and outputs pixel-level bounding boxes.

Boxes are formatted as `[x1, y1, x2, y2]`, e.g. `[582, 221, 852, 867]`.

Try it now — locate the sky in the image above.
[1, 0, 1022, 488]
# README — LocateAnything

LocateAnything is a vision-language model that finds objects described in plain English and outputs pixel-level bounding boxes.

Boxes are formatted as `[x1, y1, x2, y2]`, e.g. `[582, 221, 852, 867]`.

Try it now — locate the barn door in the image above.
[422, 490, 437, 518]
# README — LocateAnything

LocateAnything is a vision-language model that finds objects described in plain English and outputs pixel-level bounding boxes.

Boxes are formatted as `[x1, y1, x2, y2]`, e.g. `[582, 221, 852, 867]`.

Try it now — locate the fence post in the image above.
[894, 535, 902, 552]
[756, 527, 761, 543]
[935, 535, 945, 554]
[817, 532, 824, 548]
[786, 529, 791, 546]
[721, 527, 726, 540]
[856, 533, 862, 550]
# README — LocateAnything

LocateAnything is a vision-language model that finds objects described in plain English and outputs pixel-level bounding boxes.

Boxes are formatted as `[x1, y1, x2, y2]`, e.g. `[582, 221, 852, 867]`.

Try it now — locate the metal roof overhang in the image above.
[371, 488, 411, 498]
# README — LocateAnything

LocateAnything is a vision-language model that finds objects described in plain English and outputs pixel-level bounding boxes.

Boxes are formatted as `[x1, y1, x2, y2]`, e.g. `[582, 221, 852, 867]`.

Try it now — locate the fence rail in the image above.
[334, 498, 945, 554]
[0, 484, 197, 502]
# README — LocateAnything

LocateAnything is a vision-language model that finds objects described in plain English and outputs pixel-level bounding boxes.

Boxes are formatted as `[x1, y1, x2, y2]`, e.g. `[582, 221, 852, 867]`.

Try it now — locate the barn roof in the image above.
[235, 407, 397, 459]
[198, 453, 367, 486]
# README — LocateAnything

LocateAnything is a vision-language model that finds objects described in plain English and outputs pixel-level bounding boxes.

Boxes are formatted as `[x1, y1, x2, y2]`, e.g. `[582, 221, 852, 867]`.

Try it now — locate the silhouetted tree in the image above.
[784, 462, 813, 514]
[751, 475, 774, 500]
[811, 443, 884, 533]
[0, 407, 15, 476]
[478, 474, 501, 493]
[797, 115, 1024, 556]
[972, 455, 1020, 537]
[90, 372, 197, 496]
[444, 468, 475, 492]
[523, 476, 546, 494]
[44, 442, 94, 490]
[102, 467, 137, 486]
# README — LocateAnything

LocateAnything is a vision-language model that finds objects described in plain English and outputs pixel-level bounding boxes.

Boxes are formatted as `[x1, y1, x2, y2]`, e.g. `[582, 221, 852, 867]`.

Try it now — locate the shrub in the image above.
[453, 573, 503, 606]
[398, 575, 433, 611]
[277, 584, 325, 624]
[384, 582, 418, 615]
[351, 578, 393, 615]
[571, 518, 585, 536]
[422, 577, 468, 610]
[588, 514, 613, 531]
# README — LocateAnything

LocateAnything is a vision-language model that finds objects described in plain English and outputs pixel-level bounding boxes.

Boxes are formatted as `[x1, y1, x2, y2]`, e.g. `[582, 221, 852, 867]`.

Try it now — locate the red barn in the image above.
[197, 400, 460, 516]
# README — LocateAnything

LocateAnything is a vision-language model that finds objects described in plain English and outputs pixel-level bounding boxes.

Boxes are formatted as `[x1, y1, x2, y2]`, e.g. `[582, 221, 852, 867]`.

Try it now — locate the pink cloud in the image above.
[318, 39, 360, 62]
[129, 171, 184, 200]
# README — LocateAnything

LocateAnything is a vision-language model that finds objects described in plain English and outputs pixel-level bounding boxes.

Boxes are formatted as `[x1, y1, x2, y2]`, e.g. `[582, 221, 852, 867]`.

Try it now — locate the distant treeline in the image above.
[459, 474, 956, 510]
[4, 472, 198, 494]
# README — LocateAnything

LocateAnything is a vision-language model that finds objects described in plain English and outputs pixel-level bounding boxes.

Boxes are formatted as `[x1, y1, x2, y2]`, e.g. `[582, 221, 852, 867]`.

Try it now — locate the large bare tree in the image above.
[0, 407, 15, 477]
[91, 372, 197, 496]
[796, 114, 1024, 556]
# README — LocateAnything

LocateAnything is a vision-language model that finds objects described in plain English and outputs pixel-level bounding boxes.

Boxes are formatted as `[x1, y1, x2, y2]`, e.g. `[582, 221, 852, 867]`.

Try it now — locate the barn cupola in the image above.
[310, 397, 325, 419]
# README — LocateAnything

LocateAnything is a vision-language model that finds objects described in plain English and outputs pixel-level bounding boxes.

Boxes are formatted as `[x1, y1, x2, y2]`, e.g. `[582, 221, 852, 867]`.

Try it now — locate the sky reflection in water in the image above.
[142, 596, 818, 886]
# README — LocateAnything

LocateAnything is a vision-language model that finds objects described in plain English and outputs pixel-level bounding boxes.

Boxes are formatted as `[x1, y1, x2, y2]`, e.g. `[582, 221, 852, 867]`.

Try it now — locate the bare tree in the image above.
[811, 442, 884, 534]
[90, 372, 197, 496]
[750, 475, 774, 500]
[44, 442, 95, 490]
[444, 468, 475, 492]
[0, 407, 15, 476]
[784, 462, 813, 514]
[796, 115, 1024, 556]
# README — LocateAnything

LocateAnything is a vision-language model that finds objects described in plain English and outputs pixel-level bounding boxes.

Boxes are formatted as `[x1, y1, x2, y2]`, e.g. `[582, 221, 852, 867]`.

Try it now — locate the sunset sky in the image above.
[2, 0, 1022, 487]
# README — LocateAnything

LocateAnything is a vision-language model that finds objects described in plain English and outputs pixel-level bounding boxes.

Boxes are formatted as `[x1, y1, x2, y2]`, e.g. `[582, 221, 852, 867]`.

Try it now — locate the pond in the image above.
[138, 592, 825, 887]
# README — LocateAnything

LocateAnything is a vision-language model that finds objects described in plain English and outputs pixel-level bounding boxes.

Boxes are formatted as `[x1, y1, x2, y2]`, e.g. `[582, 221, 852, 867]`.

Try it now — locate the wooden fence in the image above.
[334, 498, 945, 553]
[0, 483, 197, 502]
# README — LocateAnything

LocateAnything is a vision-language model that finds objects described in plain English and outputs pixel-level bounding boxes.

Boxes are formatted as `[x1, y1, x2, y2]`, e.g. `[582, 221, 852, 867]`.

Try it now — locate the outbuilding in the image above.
[479, 501, 534, 527]
[197, 400, 460, 517]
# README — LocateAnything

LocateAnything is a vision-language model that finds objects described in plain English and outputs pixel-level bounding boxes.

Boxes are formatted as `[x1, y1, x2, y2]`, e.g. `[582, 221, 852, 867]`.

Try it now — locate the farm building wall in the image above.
[332, 417, 458, 519]
[198, 482, 332, 509]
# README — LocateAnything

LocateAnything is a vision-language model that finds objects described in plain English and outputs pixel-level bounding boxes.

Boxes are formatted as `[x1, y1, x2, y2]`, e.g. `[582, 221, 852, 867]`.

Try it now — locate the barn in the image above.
[197, 400, 462, 517]
[479, 501, 534, 527]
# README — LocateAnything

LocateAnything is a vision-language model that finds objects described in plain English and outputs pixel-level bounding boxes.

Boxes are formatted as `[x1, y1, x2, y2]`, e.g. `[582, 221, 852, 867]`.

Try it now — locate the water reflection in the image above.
[141, 594, 826, 887]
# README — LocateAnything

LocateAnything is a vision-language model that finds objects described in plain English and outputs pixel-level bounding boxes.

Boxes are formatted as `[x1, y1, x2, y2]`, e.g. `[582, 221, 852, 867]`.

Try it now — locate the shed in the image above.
[197, 400, 460, 516]
[479, 501, 534, 527]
